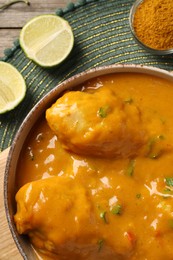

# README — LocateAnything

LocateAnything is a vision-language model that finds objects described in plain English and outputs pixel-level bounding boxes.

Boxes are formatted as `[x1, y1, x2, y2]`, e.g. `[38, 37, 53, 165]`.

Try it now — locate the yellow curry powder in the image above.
[133, 0, 173, 50]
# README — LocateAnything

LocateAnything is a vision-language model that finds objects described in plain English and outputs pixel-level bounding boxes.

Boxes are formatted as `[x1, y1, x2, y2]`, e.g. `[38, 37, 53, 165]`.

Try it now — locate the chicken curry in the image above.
[15, 72, 173, 259]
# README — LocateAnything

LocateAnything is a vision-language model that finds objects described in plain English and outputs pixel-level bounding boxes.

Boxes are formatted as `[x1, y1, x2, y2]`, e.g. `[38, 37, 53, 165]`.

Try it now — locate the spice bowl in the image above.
[129, 0, 173, 55]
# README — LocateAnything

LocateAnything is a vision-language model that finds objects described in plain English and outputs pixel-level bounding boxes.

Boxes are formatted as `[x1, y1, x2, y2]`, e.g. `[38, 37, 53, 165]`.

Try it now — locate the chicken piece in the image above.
[14, 176, 132, 259]
[15, 176, 96, 259]
[46, 87, 147, 158]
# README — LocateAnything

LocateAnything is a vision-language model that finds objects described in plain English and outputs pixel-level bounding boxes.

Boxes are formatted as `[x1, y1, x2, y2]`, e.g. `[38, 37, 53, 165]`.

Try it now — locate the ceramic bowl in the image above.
[4, 64, 173, 259]
[129, 0, 173, 55]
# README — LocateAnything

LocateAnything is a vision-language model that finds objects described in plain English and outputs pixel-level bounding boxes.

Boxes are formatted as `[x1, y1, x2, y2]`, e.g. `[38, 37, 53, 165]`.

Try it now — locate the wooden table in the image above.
[0, 1, 76, 259]
[0, 0, 75, 58]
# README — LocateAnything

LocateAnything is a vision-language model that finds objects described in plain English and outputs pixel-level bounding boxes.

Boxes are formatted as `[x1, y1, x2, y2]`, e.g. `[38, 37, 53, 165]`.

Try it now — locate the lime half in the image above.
[20, 15, 74, 67]
[0, 61, 26, 114]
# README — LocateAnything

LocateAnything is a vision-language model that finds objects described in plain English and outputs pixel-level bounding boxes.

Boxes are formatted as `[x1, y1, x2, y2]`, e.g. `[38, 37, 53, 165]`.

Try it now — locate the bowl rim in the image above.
[4, 64, 173, 259]
[129, 0, 173, 55]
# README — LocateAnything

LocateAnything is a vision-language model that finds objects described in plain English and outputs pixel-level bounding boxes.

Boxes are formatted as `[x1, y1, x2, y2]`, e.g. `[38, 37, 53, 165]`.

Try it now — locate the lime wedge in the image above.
[19, 15, 74, 67]
[0, 61, 26, 114]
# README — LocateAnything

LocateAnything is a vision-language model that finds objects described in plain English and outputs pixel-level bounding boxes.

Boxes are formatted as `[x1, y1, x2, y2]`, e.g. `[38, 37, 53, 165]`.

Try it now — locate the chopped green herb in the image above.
[111, 204, 122, 215]
[147, 135, 165, 159]
[124, 98, 133, 104]
[165, 177, 173, 187]
[147, 137, 156, 152]
[100, 211, 108, 223]
[168, 219, 173, 228]
[98, 239, 104, 252]
[158, 135, 165, 140]
[98, 106, 109, 118]
[136, 193, 141, 199]
[126, 159, 135, 176]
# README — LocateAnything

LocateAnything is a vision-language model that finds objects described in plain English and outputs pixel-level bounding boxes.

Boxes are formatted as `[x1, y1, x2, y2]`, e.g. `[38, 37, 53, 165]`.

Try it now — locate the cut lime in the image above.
[19, 15, 74, 67]
[0, 61, 26, 114]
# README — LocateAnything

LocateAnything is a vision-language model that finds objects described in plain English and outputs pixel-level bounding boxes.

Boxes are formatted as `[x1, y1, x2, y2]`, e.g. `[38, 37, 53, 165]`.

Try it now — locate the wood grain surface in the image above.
[0, 0, 75, 57]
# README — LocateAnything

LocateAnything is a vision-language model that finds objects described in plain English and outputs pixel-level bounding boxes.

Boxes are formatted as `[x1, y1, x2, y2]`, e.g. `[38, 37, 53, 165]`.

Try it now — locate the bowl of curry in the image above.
[4, 64, 173, 259]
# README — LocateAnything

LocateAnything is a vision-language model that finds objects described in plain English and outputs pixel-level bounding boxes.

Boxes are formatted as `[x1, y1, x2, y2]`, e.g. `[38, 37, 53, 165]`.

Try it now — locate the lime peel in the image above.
[0, 61, 26, 114]
[19, 15, 74, 67]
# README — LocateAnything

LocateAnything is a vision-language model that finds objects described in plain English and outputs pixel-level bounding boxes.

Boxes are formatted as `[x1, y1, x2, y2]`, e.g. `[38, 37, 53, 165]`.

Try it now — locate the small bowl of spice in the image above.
[129, 0, 173, 55]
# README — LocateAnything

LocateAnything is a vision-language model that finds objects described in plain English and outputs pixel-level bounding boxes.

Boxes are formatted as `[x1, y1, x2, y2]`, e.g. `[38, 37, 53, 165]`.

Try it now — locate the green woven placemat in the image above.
[0, 0, 173, 151]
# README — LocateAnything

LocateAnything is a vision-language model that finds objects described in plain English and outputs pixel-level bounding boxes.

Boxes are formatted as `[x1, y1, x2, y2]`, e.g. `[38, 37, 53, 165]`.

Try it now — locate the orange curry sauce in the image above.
[15, 73, 173, 259]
